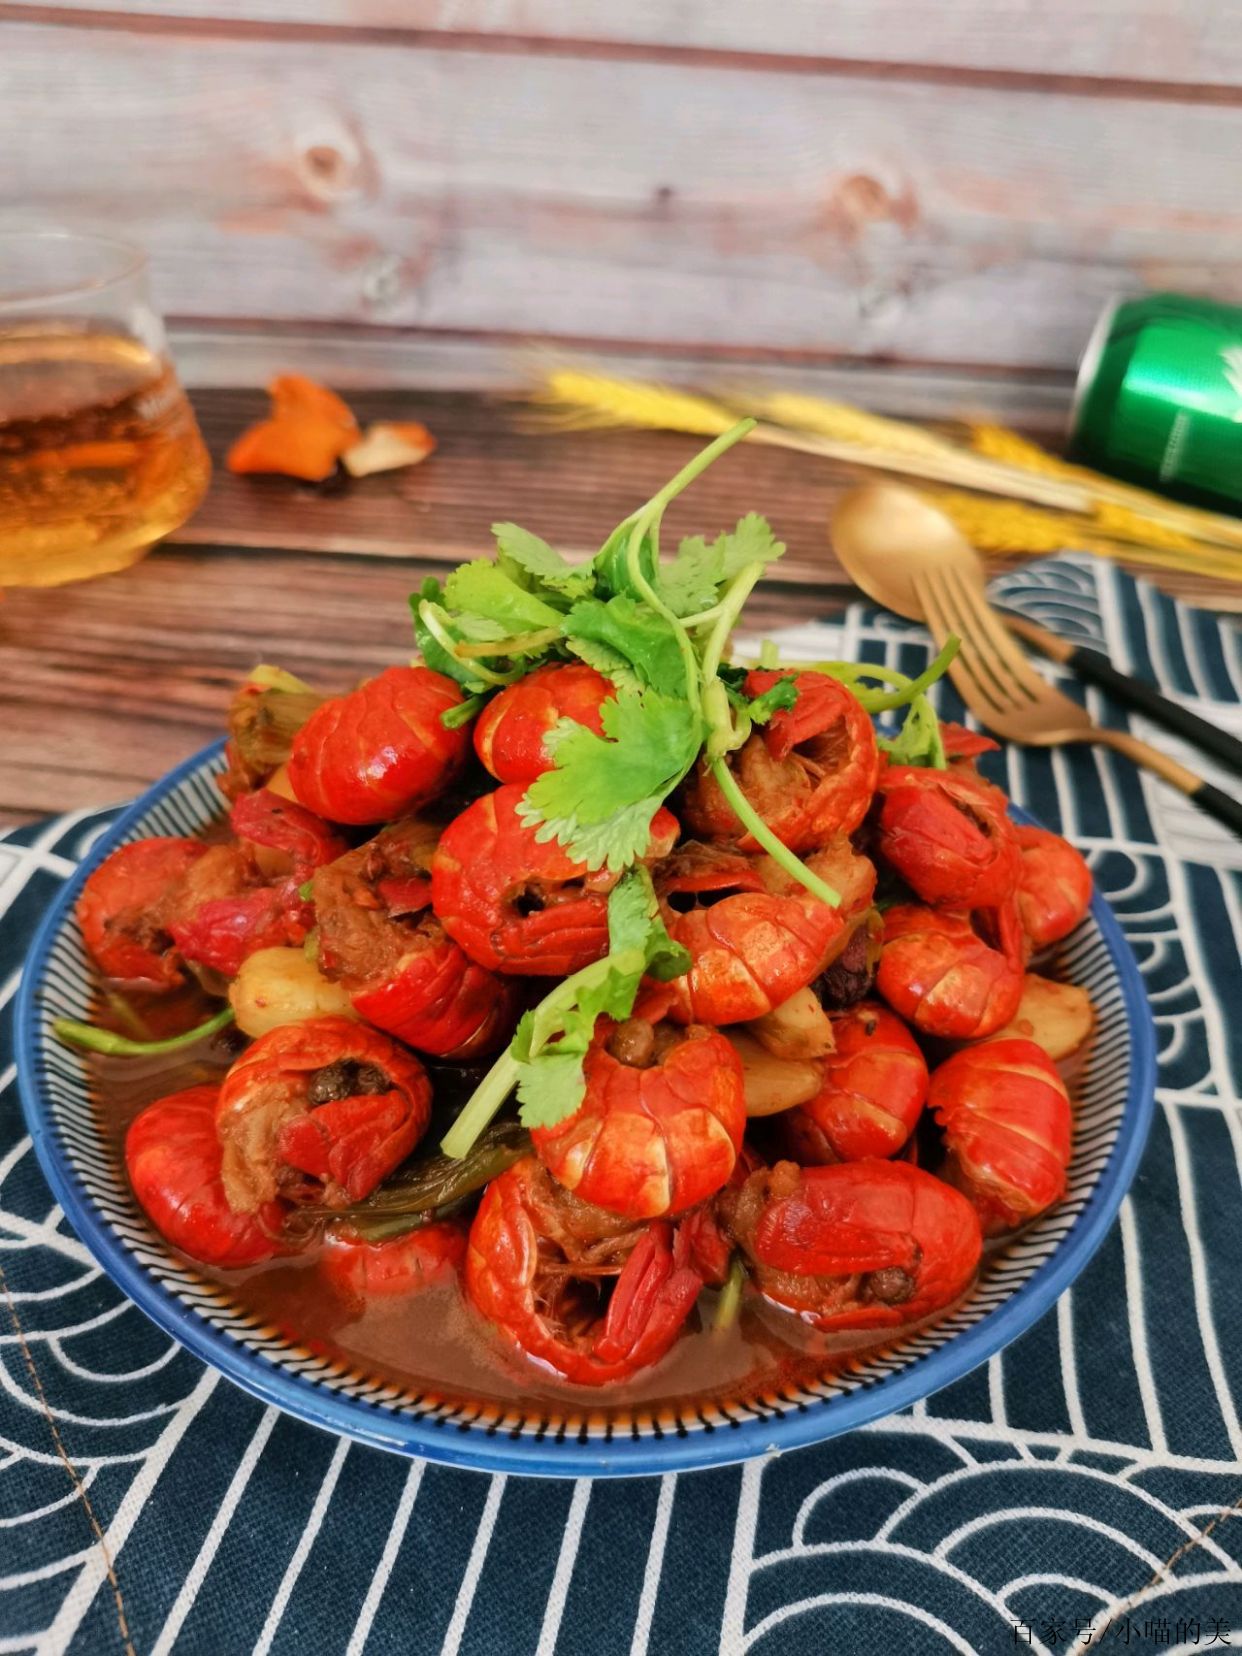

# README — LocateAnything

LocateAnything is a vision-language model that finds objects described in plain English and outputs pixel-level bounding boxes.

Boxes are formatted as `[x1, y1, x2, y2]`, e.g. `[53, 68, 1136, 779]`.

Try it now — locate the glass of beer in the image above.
[0, 230, 211, 586]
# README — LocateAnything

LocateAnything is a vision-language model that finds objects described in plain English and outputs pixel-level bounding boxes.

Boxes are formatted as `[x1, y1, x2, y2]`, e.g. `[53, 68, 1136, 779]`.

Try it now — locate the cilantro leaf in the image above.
[656, 514, 784, 617]
[453, 613, 510, 645]
[534, 691, 698, 826]
[528, 796, 672, 874]
[718, 512, 785, 579]
[561, 596, 686, 697]
[444, 560, 564, 635]
[717, 664, 799, 726]
[877, 702, 943, 767]
[745, 675, 799, 724]
[519, 689, 702, 870]
[642, 919, 693, 983]
[605, 865, 663, 955]
[514, 1046, 587, 1128]
[657, 534, 723, 617]
[492, 522, 593, 604]
[512, 869, 690, 1129]
[562, 632, 643, 692]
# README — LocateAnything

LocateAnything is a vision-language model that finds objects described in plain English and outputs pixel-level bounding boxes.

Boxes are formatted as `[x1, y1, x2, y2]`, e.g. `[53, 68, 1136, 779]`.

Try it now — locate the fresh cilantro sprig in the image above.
[516, 423, 791, 874]
[425, 424, 961, 1157]
[512, 868, 688, 1128]
[439, 869, 688, 1155]
[520, 691, 700, 871]
[410, 524, 588, 693]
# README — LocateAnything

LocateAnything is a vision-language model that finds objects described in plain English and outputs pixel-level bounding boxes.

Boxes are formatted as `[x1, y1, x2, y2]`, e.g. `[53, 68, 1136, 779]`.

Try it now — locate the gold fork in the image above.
[832, 481, 1242, 835]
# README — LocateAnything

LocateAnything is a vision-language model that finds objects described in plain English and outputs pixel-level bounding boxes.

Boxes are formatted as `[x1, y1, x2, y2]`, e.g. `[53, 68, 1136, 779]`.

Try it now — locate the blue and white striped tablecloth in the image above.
[2, 555, 1240, 1655]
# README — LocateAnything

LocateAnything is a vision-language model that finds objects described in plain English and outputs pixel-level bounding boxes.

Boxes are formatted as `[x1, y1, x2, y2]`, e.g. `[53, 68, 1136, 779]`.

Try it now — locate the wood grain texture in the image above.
[0, 387, 1234, 827]
[168, 324, 1078, 428]
[172, 387, 1242, 608]
[0, 545, 853, 825]
[9, 0, 1242, 86]
[5, 23, 1242, 371]
[174, 388, 887, 581]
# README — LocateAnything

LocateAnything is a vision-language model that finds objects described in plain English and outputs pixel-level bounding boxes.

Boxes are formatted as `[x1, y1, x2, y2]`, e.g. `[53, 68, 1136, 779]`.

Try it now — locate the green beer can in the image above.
[1068, 292, 1242, 513]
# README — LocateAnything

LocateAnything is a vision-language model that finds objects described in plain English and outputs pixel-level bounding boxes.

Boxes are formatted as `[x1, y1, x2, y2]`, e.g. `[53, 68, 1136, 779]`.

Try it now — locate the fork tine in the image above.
[916, 571, 1023, 716]
[945, 569, 1048, 703]
[920, 576, 1013, 718]
[943, 574, 1028, 711]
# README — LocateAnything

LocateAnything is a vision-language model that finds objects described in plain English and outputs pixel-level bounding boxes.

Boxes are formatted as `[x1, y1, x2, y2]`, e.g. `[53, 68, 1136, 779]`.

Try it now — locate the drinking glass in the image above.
[0, 230, 210, 586]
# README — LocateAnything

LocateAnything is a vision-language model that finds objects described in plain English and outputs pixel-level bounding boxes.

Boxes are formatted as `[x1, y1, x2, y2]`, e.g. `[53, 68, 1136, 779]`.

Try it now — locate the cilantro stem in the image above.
[701, 562, 766, 684]
[702, 569, 770, 761]
[641, 418, 757, 521]
[707, 757, 841, 906]
[418, 602, 518, 688]
[53, 1006, 235, 1057]
[622, 418, 758, 721]
[441, 694, 486, 730]
[627, 522, 704, 720]
[713, 1254, 748, 1333]
[678, 601, 727, 629]
[455, 625, 563, 660]
[757, 639, 959, 713]
[440, 1050, 521, 1160]
[751, 658, 907, 693]
[909, 699, 949, 770]
[927, 712, 949, 770]
[864, 638, 958, 711]
[742, 642, 958, 771]
[704, 679, 749, 760]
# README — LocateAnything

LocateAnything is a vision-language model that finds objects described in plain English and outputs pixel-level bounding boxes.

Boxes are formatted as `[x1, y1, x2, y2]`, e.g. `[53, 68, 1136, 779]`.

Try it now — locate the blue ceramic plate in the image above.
[16, 740, 1156, 1478]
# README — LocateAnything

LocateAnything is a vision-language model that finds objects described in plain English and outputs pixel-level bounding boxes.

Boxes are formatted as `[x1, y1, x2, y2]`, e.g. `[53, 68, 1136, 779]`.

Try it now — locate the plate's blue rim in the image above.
[15, 739, 1158, 1479]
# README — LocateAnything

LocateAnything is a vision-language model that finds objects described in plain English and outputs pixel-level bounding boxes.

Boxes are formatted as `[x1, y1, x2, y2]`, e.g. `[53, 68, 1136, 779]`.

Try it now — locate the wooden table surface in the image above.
[0, 386, 1234, 828]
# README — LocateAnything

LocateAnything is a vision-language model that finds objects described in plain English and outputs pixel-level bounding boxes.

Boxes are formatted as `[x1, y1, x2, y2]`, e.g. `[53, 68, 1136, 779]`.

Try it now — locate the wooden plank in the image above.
[1, 388, 1236, 827]
[0, 541, 853, 824]
[8, 0, 1242, 87]
[171, 387, 883, 585]
[168, 324, 1077, 428]
[169, 389, 1242, 611]
[6, 25, 1242, 370]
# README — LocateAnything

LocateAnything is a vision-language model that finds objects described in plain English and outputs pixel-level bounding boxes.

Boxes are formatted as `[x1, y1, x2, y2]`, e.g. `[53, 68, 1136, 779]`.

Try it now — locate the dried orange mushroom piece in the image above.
[269, 375, 358, 434]
[342, 421, 438, 478]
[227, 374, 360, 482]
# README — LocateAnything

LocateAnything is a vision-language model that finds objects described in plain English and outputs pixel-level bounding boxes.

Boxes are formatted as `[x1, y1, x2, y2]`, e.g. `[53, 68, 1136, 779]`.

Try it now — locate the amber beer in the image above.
[0, 234, 210, 587]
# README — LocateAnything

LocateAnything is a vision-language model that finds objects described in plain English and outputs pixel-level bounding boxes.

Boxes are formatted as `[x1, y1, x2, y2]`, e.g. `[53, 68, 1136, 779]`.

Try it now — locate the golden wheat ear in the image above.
[966, 420, 1242, 556]
[527, 368, 736, 437]
[928, 490, 1242, 582]
[523, 363, 1242, 580]
[738, 390, 960, 461]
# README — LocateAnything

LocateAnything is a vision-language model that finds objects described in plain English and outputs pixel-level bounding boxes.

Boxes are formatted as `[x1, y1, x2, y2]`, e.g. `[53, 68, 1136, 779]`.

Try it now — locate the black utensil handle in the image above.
[1193, 782, 1242, 837]
[1071, 646, 1242, 777]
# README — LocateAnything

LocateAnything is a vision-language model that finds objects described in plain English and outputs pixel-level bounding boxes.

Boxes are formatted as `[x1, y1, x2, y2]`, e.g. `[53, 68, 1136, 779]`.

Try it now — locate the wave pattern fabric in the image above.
[1, 555, 1240, 1655]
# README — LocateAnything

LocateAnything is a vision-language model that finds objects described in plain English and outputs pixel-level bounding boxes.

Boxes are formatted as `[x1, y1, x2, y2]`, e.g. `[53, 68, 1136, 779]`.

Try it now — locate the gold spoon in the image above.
[830, 481, 1242, 834]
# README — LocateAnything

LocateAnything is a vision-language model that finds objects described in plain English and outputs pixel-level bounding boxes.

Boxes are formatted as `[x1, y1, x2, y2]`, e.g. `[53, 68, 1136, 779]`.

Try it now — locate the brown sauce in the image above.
[88, 965, 1092, 1418]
